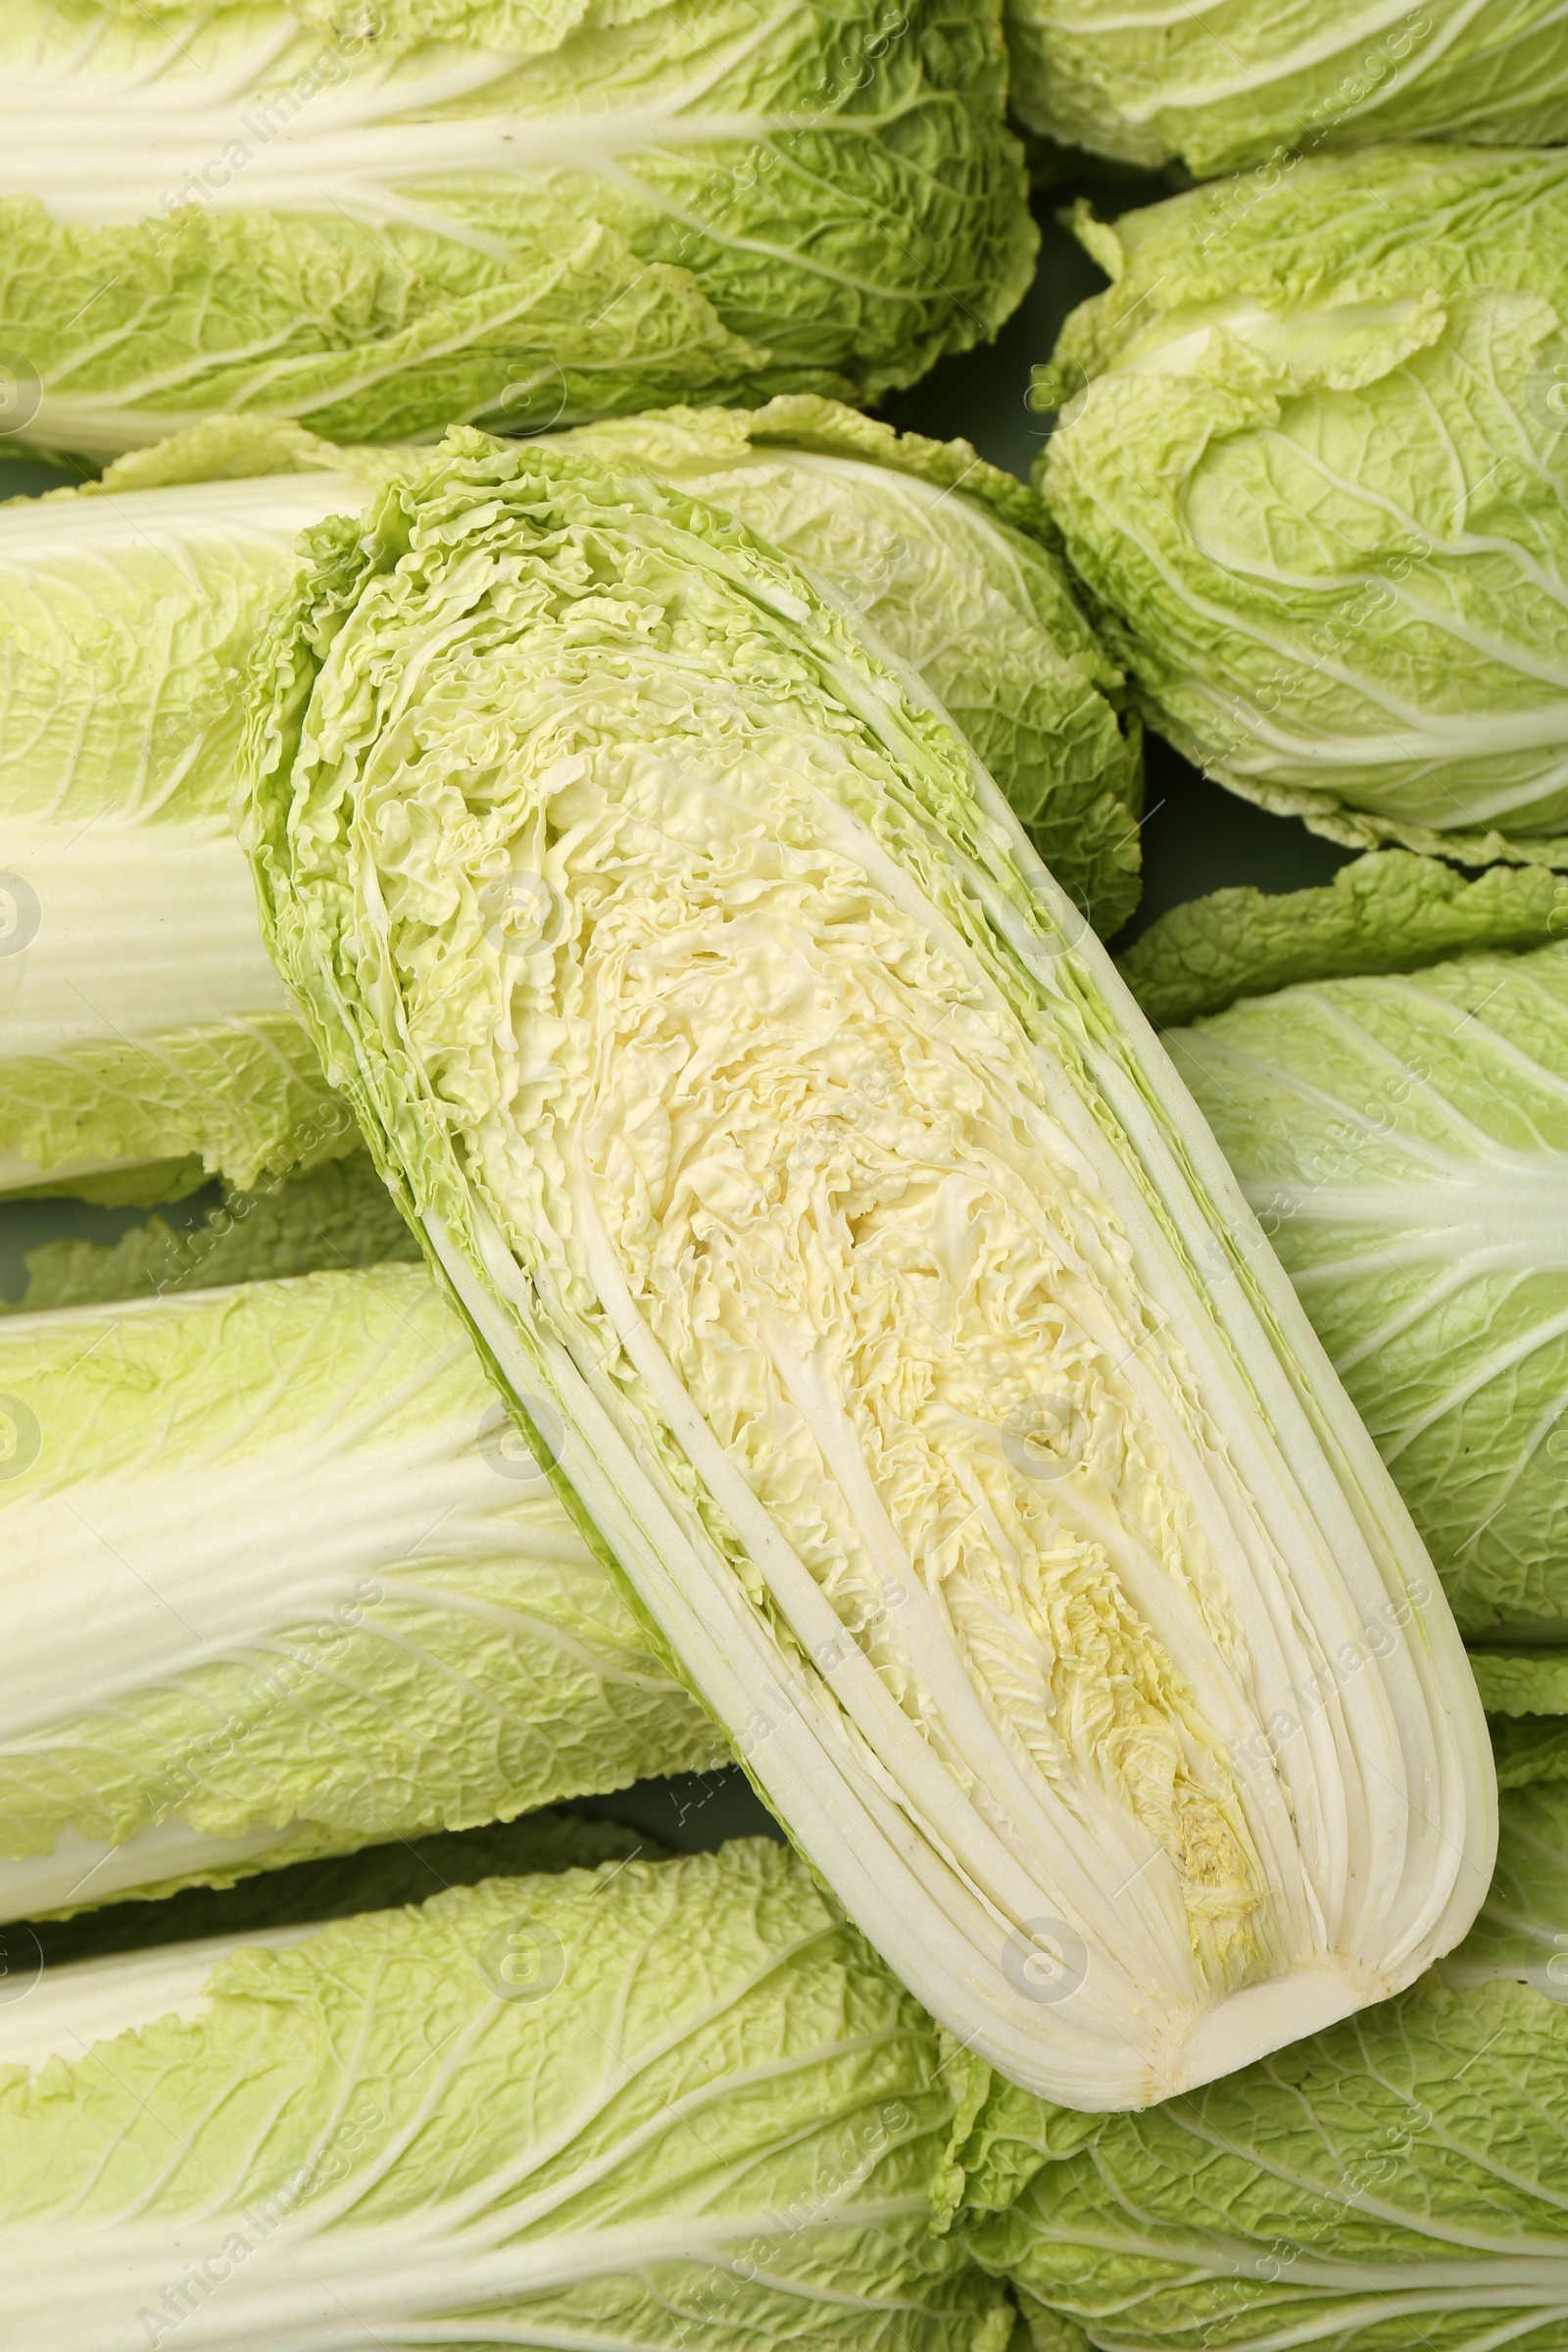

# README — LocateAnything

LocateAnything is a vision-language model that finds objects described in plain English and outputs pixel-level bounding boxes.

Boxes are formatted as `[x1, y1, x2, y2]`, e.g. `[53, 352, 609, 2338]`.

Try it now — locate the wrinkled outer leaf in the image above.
[241, 427, 1493, 2109]
[1120, 852, 1568, 1031]
[0, 0, 1035, 460]
[1149, 861, 1568, 1638]
[1004, 0, 1568, 173]
[559, 396, 1143, 930]
[0, 1261, 726, 1913]
[1442, 1774, 1568, 1999]
[1039, 148, 1568, 867]
[0, 1841, 1013, 2352]
[0, 433, 396, 1199]
[968, 1962, 1568, 2352]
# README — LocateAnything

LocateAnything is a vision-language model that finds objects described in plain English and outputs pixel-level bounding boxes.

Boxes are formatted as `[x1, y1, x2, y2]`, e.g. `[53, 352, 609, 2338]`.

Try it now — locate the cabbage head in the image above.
[0, 0, 1033, 462]
[243, 429, 1494, 2109]
[1004, 0, 1568, 176]
[0, 403, 1137, 1201]
[1036, 147, 1568, 870]
[1123, 852, 1568, 1643]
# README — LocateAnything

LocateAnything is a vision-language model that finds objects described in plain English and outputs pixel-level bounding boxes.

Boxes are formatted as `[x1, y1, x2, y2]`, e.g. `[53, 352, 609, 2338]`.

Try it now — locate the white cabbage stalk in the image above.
[0, 404, 1136, 1200]
[0, 427, 391, 1200]
[1036, 147, 1568, 872]
[244, 432, 1495, 2108]
[0, 1258, 723, 1919]
[1004, 0, 1568, 176]
[0, 0, 1033, 459]
[0, 1840, 1010, 2352]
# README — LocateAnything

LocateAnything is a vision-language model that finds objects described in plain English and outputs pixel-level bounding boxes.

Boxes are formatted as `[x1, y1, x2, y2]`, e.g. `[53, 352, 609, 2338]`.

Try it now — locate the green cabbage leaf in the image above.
[0, 1838, 1013, 2351]
[0, 404, 1138, 1200]
[1004, 0, 1568, 175]
[1129, 855, 1568, 1641]
[243, 429, 1494, 2109]
[1037, 148, 1568, 869]
[1, 1153, 421, 1316]
[0, 1253, 726, 1918]
[0, 0, 1034, 461]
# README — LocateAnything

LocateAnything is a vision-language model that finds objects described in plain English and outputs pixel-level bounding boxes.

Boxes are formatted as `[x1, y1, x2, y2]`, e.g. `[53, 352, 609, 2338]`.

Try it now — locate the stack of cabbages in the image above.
[0, 3, 1564, 2344]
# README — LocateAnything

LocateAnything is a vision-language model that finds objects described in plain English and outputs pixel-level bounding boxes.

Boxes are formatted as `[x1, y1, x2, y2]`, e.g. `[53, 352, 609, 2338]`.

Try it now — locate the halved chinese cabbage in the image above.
[243, 432, 1494, 2108]
[0, 405, 1137, 1199]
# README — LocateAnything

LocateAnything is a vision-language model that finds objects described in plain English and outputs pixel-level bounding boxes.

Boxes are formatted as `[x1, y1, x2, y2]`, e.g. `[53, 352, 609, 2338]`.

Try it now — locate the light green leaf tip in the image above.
[1003, 0, 1568, 174]
[1119, 850, 1568, 1030]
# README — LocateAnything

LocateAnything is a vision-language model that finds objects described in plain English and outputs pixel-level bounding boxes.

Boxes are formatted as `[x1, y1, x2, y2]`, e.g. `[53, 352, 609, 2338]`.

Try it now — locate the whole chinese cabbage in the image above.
[243, 429, 1494, 2109]
[0, 404, 1138, 1200]
[1004, 0, 1568, 176]
[1122, 853, 1568, 1642]
[0, 1839, 1011, 2352]
[0, 0, 1033, 462]
[1036, 147, 1568, 869]
[962, 1759, 1568, 2352]
[0, 1250, 724, 1920]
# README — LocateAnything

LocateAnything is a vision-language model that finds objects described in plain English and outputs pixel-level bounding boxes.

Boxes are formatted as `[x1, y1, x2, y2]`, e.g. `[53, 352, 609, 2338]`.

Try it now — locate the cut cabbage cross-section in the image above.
[244, 432, 1494, 2107]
